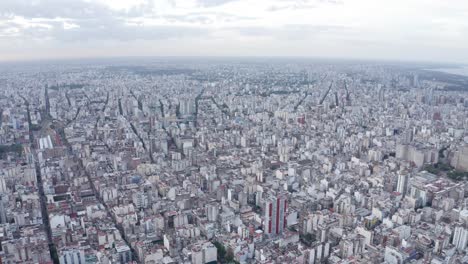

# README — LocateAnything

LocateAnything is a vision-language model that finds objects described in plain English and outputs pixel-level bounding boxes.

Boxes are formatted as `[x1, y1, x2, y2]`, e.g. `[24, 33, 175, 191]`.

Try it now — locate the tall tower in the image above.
[453, 224, 468, 250]
[427, 87, 434, 106]
[413, 74, 419, 88]
[0, 195, 7, 224]
[264, 194, 287, 235]
[396, 172, 410, 197]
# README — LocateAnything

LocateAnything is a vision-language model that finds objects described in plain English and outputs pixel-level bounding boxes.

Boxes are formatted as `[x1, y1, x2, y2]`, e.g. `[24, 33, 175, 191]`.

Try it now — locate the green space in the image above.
[31, 124, 42, 131]
[0, 144, 23, 158]
[424, 162, 468, 181]
[213, 241, 237, 264]
[300, 233, 316, 246]
[447, 171, 468, 181]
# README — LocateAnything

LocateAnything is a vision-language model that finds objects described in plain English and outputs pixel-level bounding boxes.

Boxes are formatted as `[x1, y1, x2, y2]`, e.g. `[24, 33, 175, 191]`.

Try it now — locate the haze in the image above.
[0, 0, 467, 63]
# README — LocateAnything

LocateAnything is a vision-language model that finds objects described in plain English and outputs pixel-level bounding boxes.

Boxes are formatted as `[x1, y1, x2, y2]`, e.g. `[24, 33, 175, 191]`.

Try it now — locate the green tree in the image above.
[213, 241, 226, 261]
[225, 248, 234, 263]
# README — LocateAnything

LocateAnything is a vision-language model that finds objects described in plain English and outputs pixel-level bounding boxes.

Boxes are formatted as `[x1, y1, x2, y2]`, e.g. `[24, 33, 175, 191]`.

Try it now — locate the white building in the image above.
[453, 224, 468, 250]
[59, 248, 85, 264]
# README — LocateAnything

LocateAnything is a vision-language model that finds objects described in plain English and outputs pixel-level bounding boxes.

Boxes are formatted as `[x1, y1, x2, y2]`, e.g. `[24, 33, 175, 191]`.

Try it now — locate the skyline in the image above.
[1, 54, 468, 264]
[0, 0, 468, 63]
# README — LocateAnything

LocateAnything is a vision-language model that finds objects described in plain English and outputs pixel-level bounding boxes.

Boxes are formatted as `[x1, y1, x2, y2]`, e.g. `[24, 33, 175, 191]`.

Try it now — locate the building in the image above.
[191, 242, 217, 264]
[180, 98, 195, 116]
[59, 248, 85, 264]
[452, 224, 468, 250]
[396, 172, 410, 196]
[116, 244, 132, 263]
[396, 144, 438, 168]
[450, 146, 468, 172]
[0, 195, 7, 224]
[384, 246, 409, 264]
[264, 194, 287, 236]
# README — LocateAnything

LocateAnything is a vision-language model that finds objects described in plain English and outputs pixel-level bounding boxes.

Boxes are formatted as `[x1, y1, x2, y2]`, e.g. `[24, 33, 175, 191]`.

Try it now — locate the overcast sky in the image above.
[0, 0, 467, 63]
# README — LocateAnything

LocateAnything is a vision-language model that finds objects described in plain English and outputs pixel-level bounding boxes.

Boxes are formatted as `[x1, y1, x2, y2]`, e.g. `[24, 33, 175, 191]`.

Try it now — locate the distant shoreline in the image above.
[425, 66, 468, 77]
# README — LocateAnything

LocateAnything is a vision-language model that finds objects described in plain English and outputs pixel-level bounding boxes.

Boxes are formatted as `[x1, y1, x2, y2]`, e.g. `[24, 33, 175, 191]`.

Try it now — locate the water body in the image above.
[429, 66, 468, 77]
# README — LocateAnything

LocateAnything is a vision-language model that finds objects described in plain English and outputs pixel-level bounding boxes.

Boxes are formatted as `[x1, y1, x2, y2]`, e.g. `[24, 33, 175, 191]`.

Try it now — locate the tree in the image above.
[213, 241, 226, 261]
[225, 248, 234, 263]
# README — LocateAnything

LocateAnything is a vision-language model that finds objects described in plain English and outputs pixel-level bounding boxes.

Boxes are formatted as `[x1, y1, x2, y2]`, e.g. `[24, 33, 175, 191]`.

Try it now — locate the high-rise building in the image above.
[0, 195, 7, 224]
[413, 74, 419, 87]
[179, 98, 195, 116]
[452, 224, 468, 250]
[0, 176, 6, 193]
[450, 146, 468, 172]
[59, 248, 85, 264]
[396, 172, 410, 196]
[264, 194, 287, 235]
[116, 244, 132, 263]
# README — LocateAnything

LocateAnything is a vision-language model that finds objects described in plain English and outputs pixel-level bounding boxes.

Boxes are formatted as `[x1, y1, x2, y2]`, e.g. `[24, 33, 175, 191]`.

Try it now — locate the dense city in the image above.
[0, 58, 467, 264]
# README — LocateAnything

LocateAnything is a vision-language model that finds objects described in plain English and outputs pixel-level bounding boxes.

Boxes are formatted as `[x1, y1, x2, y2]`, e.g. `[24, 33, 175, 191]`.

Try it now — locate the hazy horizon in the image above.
[0, 55, 466, 68]
[1, 0, 467, 63]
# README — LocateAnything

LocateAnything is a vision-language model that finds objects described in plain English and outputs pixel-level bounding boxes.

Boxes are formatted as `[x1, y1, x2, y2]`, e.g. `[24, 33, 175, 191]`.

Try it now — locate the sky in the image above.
[0, 0, 467, 63]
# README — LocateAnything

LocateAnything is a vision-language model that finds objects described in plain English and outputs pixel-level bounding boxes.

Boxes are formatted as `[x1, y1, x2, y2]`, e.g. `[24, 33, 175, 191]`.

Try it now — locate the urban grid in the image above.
[0, 58, 467, 264]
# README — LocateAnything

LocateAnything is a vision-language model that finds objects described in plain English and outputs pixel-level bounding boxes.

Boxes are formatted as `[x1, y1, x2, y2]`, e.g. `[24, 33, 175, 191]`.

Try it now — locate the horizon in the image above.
[1, 0, 468, 63]
[0, 55, 466, 67]
[1, 4, 468, 261]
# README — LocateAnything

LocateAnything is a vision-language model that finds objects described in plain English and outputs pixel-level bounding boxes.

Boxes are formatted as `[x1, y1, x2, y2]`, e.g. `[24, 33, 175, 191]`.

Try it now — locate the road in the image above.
[20, 94, 59, 264]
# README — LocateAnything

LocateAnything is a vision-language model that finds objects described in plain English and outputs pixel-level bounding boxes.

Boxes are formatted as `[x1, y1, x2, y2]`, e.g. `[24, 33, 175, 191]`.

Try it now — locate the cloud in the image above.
[160, 12, 247, 24]
[0, 0, 213, 42]
[0, 16, 210, 42]
[54, 22, 210, 42]
[266, 0, 342, 11]
[233, 24, 351, 41]
[0, 0, 115, 19]
[196, 0, 239, 7]
[0, 0, 467, 62]
[318, 0, 343, 4]
[267, 4, 317, 12]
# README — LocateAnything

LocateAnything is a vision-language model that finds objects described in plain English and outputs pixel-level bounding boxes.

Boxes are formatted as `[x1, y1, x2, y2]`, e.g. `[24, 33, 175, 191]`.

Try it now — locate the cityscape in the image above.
[0, 58, 467, 264]
[1, 0, 468, 264]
